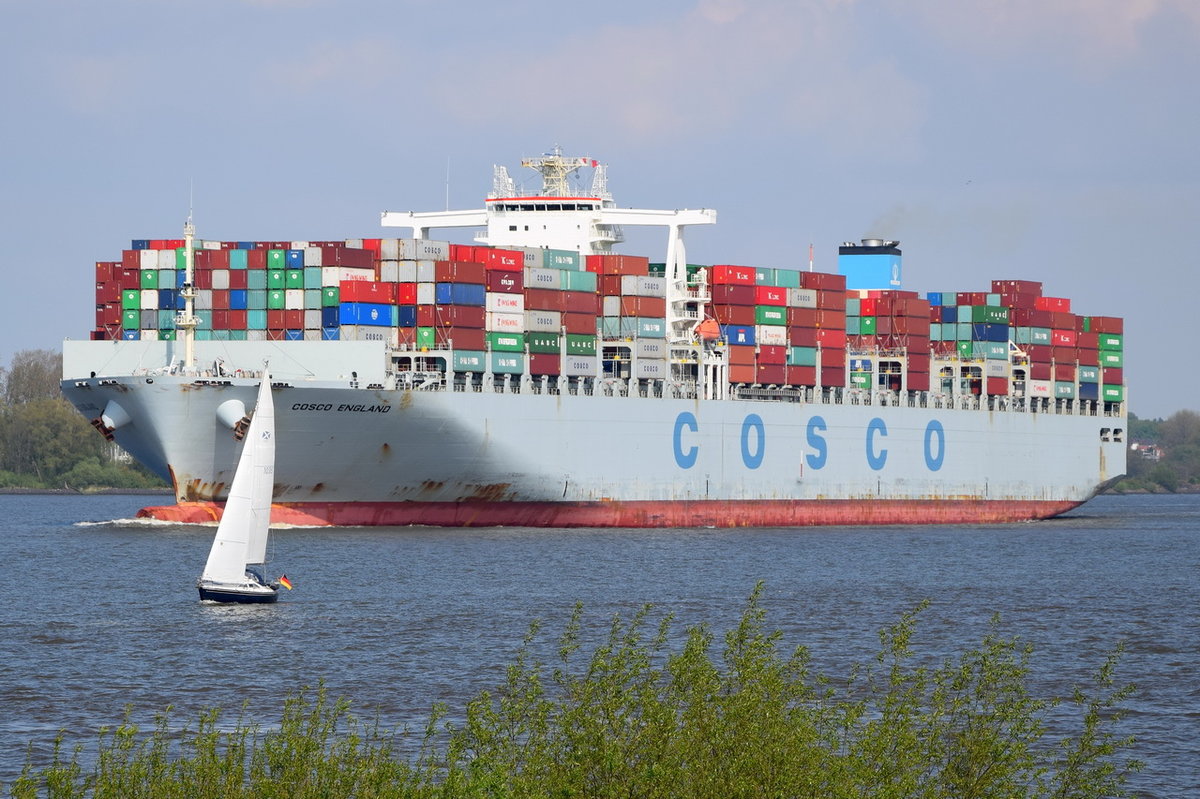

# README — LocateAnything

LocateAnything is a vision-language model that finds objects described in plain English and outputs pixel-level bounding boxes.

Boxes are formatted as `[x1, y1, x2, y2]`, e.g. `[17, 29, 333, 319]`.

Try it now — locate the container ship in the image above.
[60, 149, 1128, 527]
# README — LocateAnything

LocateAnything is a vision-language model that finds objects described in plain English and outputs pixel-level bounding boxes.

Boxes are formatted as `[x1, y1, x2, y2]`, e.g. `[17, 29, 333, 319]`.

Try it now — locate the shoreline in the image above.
[0, 487, 172, 496]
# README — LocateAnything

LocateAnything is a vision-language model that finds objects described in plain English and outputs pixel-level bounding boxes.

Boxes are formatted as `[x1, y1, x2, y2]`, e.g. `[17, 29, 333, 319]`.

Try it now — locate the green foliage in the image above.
[5, 588, 1142, 798]
[1116, 409, 1200, 492]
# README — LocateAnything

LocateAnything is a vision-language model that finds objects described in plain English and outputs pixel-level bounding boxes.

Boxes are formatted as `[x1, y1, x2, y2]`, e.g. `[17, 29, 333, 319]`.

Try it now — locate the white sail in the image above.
[200, 375, 275, 582]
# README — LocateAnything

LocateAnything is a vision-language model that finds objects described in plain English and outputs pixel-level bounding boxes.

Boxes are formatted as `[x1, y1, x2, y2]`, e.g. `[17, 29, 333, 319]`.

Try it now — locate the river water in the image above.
[0, 493, 1195, 796]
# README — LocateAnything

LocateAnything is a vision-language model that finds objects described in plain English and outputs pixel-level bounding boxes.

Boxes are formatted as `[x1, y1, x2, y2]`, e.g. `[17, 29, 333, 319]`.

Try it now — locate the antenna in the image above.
[445, 157, 450, 211]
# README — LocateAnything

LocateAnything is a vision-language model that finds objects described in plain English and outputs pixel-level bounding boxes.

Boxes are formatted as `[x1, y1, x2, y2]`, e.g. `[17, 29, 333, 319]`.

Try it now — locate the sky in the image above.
[2, 0, 1197, 419]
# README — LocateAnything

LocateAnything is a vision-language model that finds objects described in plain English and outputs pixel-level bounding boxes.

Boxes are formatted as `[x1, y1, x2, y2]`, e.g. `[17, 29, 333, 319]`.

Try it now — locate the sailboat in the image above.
[197, 371, 287, 603]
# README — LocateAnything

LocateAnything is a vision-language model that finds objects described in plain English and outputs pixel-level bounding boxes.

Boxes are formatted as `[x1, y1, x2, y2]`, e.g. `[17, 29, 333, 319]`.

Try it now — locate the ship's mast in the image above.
[176, 212, 200, 373]
[520, 145, 595, 197]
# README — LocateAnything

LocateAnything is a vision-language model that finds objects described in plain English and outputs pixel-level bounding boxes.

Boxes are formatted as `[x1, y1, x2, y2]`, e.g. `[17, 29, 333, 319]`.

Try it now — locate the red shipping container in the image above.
[817, 309, 847, 329]
[96, 262, 116, 282]
[121, 250, 140, 269]
[529, 353, 561, 376]
[908, 353, 931, 370]
[821, 366, 846, 387]
[284, 310, 303, 329]
[194, 270, 212, 290]
[95, 282, 119, 304]
[1087, 316, 1123, 334]
[90, 329, 110, 341]
[321, 246, 373, 269]
[823, 348, 846, 367]
[524, 288, 564, 311]
[893, 316, 931, 335]
[210, 249, 230, 269]
[709, 264, 756, 285]
[396, 283, 417, 304]
[1077, 348, 1099, 367]
[487, 269, 523, 293]
[586, 254, 650, 276]
[789, 326, 817, 347]
[436, 327, 486, 351]
[999, 292, 1039, 309]
[1035, 296, 1071, 312]
[229, 270, 248, 290]
[787, 366, 816, 385]
[598, 275, 624, 295]
[417, 305, 435, 327]
[728, 364, 756, 383]
[563, 291, 598, 315]
[435, 305, 486, 328]
[817, 290, 846, 311]
[562, 312, 596, 335]
[900, 298, 931, 317]
[228, 310, 247, 329]
[711, 284, 756, 305]
[340, 281, 396, 304]
[800, 271, 845, 291]
[95, 305, 119, 327]
[931, 341, 958, 357]
[247, 250, 267, 269]
[755, 364, 787, 384]
[758, 345, 787, 365]
[713, 304, 756, 326]
[1103, 367, 1124, 384]
[435, 260, 487, 284]
[991, 279, 1042, 295]
[1026, 345, 1052, 363]
[621, 296, 666, 318]
[907, 372, 931, 391]
[817, 329, 847, 349]
[118, 267, 140, 287]
[1029, 362, 1052, 380]
[266, 329, 287, 341]
[1051, 329, 1076, 346]
[212, 290, 230, 310]
[755, 286, 787, 306]
[986, 377, 1009, 395]
[212, 310, 229, 329]
[1051, 346, 1077, 363]
[726, 344, 756, 366]
[480, 248, 523, 271]
[875, 316, 893, 335]
[1077, 331, 1098, 349]
[1054, 363, 1076, 381]
[396, 327, 416, 347]
[267, 310, 286, 329]
[361, 238, 382, 256]
[449, 243, 475, 261]
[860, 297, 877, 315]
[788, 307, 819, 327]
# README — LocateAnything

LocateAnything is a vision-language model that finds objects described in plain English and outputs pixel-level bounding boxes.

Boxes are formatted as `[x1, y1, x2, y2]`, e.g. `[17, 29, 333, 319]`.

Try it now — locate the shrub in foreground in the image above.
[8, 587, 1141, 798]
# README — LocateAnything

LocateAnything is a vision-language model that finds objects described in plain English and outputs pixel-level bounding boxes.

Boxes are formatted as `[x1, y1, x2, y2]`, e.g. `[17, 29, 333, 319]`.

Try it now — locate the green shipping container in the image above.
[267, 270, 286, 289]
[1029, 327, 1051, 345]
[248, 270, 268, 290]
[487, 332, 525, 352]
[637, 318, 666, 338]
[228, 330, 247, 341]
[788, 346, 817, 367]
[122, 309, 140, 329]
[121, 289, 140, 310]
[452, 351, 485, 373]
[212, 329, 230, 341]
[528, 332, 560, 353]
[985, 342, 1008, 360]
[755, 306, 787, 325]
[846, 317, 861, 336]
[1055, 382, 1076, 398]
[416, 327, 436, 348]
[774, 269, 801, 288]
[491, 354, 524, 374]
[267, 290, 285, 310]
[196, 310, 212, 329]
[1098, 333, 1123, 351]
[285, 269, 304, 289]
[971, 305, 1009, 324]
[600, 317, 621, 338]
[957, 341, 973, 359]
[860, 316, 877, 334]
[248, 290, 268, 309]
[1102, 384, 1125, 401]
[562, 270, 597, 292]
[175, 248, 188, 270]
[322, 287, 339, 307]
[267, 249, 287, 268]
[140, 269, 159, 289]
[1099, 350, 1124, 368]
[845, 298, 861, 316]
[755, 267, 776, 286]
[1078, 366, 1100, 383]
[159, 330, 177, 340]
[156, 310, 175, 329]
[566, 334, 596, 356]
[229, 250, 248, 269]
[850, 372, 872, 388]
[545, 249, 580, 270]
[195, 329, 213, 341]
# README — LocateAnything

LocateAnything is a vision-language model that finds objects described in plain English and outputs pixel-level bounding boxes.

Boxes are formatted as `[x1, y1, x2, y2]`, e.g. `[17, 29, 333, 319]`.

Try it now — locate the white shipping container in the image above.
[141, 329, 159, 341]
[520, 247, 545, 269]
[756, 325, 788, 346]
[415, 260, 436, 282]
[985, 361, 1009, 378]
[562, 355, 595, 377]
[303, 329, 321, 341]
[340, 325, 399, 346]
[290, 241, 309, 250]
[787, 288, 818, 308]
[602, 296, 620, 316]
[525, 267, 562, 290]
[620, 275, 666, 297]
[633, 358, 668, 380]
[1029, 379, 1053, 397]
[399, 239, 451, 260]
[633, 339, 667, 359]
[378, 261, 402, 282]
[247, 329, 268, 341]
[140, 249, 158, 269]
[525, 310, 561, 332]
[486, 312, 525, 333]
[157, 249, 175, 269]
[304, 246, 323, 266]
[199, 239, 221, 250]
[285, 289, 304, 310]
[486, 292, 525, 314]
[304, 310, 322, 329]
[380, 239, 400, 260]
[416, 282, 436, 305]
[321, 266, 374, 284]
[211, 270, 230, 290]
[140, 289, 159, 310]
[194, 290, 213, 311]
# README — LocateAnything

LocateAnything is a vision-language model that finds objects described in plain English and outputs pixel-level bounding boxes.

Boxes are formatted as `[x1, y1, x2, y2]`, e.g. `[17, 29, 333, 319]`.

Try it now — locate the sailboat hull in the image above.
[197, 582, 279, 604]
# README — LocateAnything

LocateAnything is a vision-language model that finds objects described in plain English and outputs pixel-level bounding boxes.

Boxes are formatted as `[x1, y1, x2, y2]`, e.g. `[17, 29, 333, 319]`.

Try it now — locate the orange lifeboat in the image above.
[696, 318, 721, 341]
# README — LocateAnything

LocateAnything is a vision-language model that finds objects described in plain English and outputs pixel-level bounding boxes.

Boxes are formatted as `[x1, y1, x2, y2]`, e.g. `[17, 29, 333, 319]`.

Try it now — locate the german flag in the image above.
[278, 575, 293, 590]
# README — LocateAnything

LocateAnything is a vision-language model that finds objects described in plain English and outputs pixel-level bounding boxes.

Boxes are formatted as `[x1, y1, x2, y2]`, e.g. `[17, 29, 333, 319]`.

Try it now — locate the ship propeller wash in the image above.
[63, 148, 1128, 528]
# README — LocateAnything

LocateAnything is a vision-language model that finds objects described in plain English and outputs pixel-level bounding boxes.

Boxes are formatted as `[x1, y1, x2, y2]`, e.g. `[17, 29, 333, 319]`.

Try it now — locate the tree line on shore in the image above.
[0, 348, 1196, 492]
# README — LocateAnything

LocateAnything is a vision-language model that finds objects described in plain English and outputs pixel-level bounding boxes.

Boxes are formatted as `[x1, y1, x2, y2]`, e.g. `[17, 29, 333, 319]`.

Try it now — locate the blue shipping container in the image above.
[435, 282, 486, 306]
[723, 324, 756, 345]
[397, 306, 417, 327]
[157, 289, 177, 309]
[941, 306, 958, 323]
[321, 306, 340, 328]
[286, 249, 304, 268]
[131, 239, 150, 250]
[321, 327, 340, 341]
[230, 290, 248, 310]
[339, 302, 395, 327]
